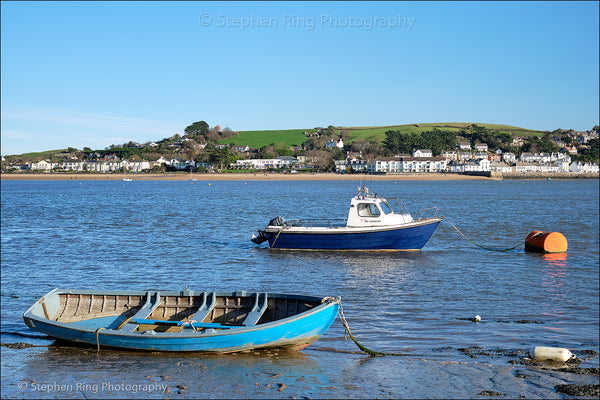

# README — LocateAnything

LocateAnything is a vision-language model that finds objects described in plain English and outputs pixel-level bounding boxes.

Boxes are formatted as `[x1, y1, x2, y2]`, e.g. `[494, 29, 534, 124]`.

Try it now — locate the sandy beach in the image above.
[1, 172, 494, 181]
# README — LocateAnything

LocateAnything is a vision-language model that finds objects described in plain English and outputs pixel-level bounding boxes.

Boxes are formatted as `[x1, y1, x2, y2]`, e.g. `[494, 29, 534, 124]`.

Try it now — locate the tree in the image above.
[276, 148, 293, 157]
[306, 149, 332, 172]
[184, 121, 209, 136]
[208, 147, 238, 171]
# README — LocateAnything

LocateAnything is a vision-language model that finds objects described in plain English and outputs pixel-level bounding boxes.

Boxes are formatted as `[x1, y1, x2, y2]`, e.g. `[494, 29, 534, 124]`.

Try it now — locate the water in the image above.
[1, 178, 598, 398]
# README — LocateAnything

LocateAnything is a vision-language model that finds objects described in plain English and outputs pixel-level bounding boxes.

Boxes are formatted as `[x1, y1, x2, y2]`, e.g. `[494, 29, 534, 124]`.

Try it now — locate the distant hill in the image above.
[219, 122, 544, 147]
[7, 122, 546, 158]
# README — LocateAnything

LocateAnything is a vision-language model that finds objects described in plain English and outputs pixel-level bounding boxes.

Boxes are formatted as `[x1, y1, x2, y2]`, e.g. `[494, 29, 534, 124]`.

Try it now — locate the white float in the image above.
[530, 346, 574, 362]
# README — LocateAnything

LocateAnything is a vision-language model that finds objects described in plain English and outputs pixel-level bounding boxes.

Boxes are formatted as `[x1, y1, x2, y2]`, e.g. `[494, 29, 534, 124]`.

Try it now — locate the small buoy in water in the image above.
[525, 231, 567, 253]
[530, 346, 574, 362]
[474, 315, 481, 322]
[208, 183, 211, 186]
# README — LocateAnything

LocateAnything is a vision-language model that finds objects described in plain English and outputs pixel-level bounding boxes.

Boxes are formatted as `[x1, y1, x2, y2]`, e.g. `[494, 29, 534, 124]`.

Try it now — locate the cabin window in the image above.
[358, 203, 380, 217]
[380, 201, 393, 214]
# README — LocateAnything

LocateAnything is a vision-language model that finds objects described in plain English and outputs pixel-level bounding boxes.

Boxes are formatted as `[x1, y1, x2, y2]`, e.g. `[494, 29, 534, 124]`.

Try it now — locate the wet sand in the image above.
[1, 172, 494, 181]
[1, 343, 598, 399]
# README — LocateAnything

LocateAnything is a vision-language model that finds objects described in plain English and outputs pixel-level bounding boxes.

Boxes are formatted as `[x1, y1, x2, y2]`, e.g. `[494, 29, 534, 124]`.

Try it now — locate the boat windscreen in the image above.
[358, 203, 380, 217]
[380, 200, 393, 214]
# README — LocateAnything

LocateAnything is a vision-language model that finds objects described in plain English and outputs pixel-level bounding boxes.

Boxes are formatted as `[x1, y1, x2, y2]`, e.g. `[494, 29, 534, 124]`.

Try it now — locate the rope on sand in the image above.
[324, 298, 412, 357]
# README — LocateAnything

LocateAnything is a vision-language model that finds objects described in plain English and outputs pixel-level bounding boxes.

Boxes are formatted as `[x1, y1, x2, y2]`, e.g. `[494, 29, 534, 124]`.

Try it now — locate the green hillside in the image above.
[219, 129, 307, 148]
[220, 123, 544, 147]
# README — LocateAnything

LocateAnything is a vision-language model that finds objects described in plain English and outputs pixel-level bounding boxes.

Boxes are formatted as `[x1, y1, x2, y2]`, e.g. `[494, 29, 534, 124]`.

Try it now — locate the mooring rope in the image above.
[95, 327, 105, 352]
[271, 228, 284, 248]
[442, 216, 525, 252]
[323, 297, 413, 357]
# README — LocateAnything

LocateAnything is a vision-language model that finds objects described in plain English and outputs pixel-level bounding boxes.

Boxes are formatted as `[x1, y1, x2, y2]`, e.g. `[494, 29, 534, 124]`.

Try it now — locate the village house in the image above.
[449, 159, 490, 173]
[413, 149, 433, 158]
[512, 137, 524, 147]
[514, 162, 547, 173]
[30, 160, 55, 171]
[458, 142, 471, 150]
[474, 143, 488, 152]
[502, 152, 516, 163]
[490, 162, 512, 173]
[441, 150, 457, 161]
[569, 161, 599, 173]
[488, 153, 501, 162]
[325, 138, 344, 149]
[457, 151, 473, 161]
[231, 145, 250, 153]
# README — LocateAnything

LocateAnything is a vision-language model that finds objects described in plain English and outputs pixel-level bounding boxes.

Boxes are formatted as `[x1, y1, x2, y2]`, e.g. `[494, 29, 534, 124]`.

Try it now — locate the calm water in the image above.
[1, 178, 598, 398]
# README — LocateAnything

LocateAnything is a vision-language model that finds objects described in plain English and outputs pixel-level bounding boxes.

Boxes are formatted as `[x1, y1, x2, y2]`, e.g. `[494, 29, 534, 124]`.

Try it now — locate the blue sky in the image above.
[1, 1, 598, 155]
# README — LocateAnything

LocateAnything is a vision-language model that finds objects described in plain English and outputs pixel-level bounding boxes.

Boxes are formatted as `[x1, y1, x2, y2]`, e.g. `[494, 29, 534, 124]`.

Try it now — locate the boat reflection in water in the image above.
[251, 185, 442, 251]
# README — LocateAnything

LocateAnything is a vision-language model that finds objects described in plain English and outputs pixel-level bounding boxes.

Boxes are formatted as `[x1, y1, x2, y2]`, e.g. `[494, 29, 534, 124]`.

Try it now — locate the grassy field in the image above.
[219, 129, 308, 148]
[220, 122, 545, 147]
[336, 122, 544, 144]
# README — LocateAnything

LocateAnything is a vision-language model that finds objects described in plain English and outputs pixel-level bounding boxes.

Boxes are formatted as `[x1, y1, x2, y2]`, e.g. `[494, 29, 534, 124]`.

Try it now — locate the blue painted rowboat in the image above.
[23, 289, 339, 353]
[251, 185, 442, 250]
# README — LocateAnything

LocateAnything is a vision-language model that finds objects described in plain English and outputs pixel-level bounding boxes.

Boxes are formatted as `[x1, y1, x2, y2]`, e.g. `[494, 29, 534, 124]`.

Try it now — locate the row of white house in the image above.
[24, 155, 598, 174]
[30, 159, 153, 173]
[231, 156, 299, 169]
[29, 157, 197, 172]
[334, 157, 598, 174]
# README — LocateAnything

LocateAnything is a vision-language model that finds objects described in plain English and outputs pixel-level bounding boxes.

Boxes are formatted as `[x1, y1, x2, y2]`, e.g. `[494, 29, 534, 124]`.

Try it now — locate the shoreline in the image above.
[1, 172, 598, 181]
[1, 172, 499, 181]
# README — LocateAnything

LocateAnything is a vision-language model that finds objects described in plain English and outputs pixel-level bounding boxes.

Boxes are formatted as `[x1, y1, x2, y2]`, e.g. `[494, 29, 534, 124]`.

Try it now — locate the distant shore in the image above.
[1, 172, 497, 181]
[2, 172, 597, 181]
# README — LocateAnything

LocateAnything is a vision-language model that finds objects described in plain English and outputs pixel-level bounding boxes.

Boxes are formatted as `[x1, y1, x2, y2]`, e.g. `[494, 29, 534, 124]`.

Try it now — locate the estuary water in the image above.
[1, 178, 598, 398]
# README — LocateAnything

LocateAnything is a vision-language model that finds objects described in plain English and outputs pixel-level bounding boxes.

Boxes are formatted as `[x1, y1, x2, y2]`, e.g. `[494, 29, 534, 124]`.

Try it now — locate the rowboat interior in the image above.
[43, 290, 322, 333]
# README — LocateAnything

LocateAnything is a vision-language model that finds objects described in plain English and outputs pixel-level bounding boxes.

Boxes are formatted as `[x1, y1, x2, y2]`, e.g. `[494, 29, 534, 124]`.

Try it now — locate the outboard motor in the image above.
[251, 230, 268, 244]
[268, 216, 287, 227]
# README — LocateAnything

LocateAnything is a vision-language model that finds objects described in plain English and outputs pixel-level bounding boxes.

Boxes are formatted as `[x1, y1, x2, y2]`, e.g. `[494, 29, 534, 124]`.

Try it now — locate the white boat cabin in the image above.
[346, 186, 414, 227]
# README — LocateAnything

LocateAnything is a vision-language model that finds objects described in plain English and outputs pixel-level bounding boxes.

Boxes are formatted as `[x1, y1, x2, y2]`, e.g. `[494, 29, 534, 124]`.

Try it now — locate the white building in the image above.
[30, 160, 56, 171]
[335, 159, 368, 173]
[569, 161, 599, 173]
[325, 139, 344, 149]
[441, 150, 457, 161]
[448, 159, 490, 172]
[370, 156, 447, 173]
[514, 162, 546, 173]
[232, 157, 298, 169]
[490, 162, 512, 173]
[474, 143, 488, 152]
[502, 153, 516, 163]
[413, 149, 433, 158]
[554, 160, 570, 172]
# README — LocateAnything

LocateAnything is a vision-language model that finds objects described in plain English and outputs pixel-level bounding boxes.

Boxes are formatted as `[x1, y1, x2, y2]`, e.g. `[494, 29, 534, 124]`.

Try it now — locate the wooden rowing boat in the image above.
[23, 289, 339, 353]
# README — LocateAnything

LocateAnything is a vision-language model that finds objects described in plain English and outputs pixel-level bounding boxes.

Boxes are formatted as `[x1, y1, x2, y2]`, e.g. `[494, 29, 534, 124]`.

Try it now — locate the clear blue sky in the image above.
[1, 1, 598, 155]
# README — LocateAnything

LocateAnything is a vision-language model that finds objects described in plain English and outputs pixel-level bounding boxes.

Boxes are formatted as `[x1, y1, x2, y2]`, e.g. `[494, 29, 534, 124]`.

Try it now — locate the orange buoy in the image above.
[525, 231, 568, 253]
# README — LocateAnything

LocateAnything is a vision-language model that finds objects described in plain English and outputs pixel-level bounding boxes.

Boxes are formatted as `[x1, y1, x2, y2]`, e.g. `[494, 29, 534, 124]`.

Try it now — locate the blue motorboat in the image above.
[23, 289, 339, 353]
[251, 185, 442, 250]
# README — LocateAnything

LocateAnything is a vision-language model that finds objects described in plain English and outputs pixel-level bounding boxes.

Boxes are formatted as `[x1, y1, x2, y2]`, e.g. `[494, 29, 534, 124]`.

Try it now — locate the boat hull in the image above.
[265, 218, 442, 250]
[23, 289, 339, 353]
